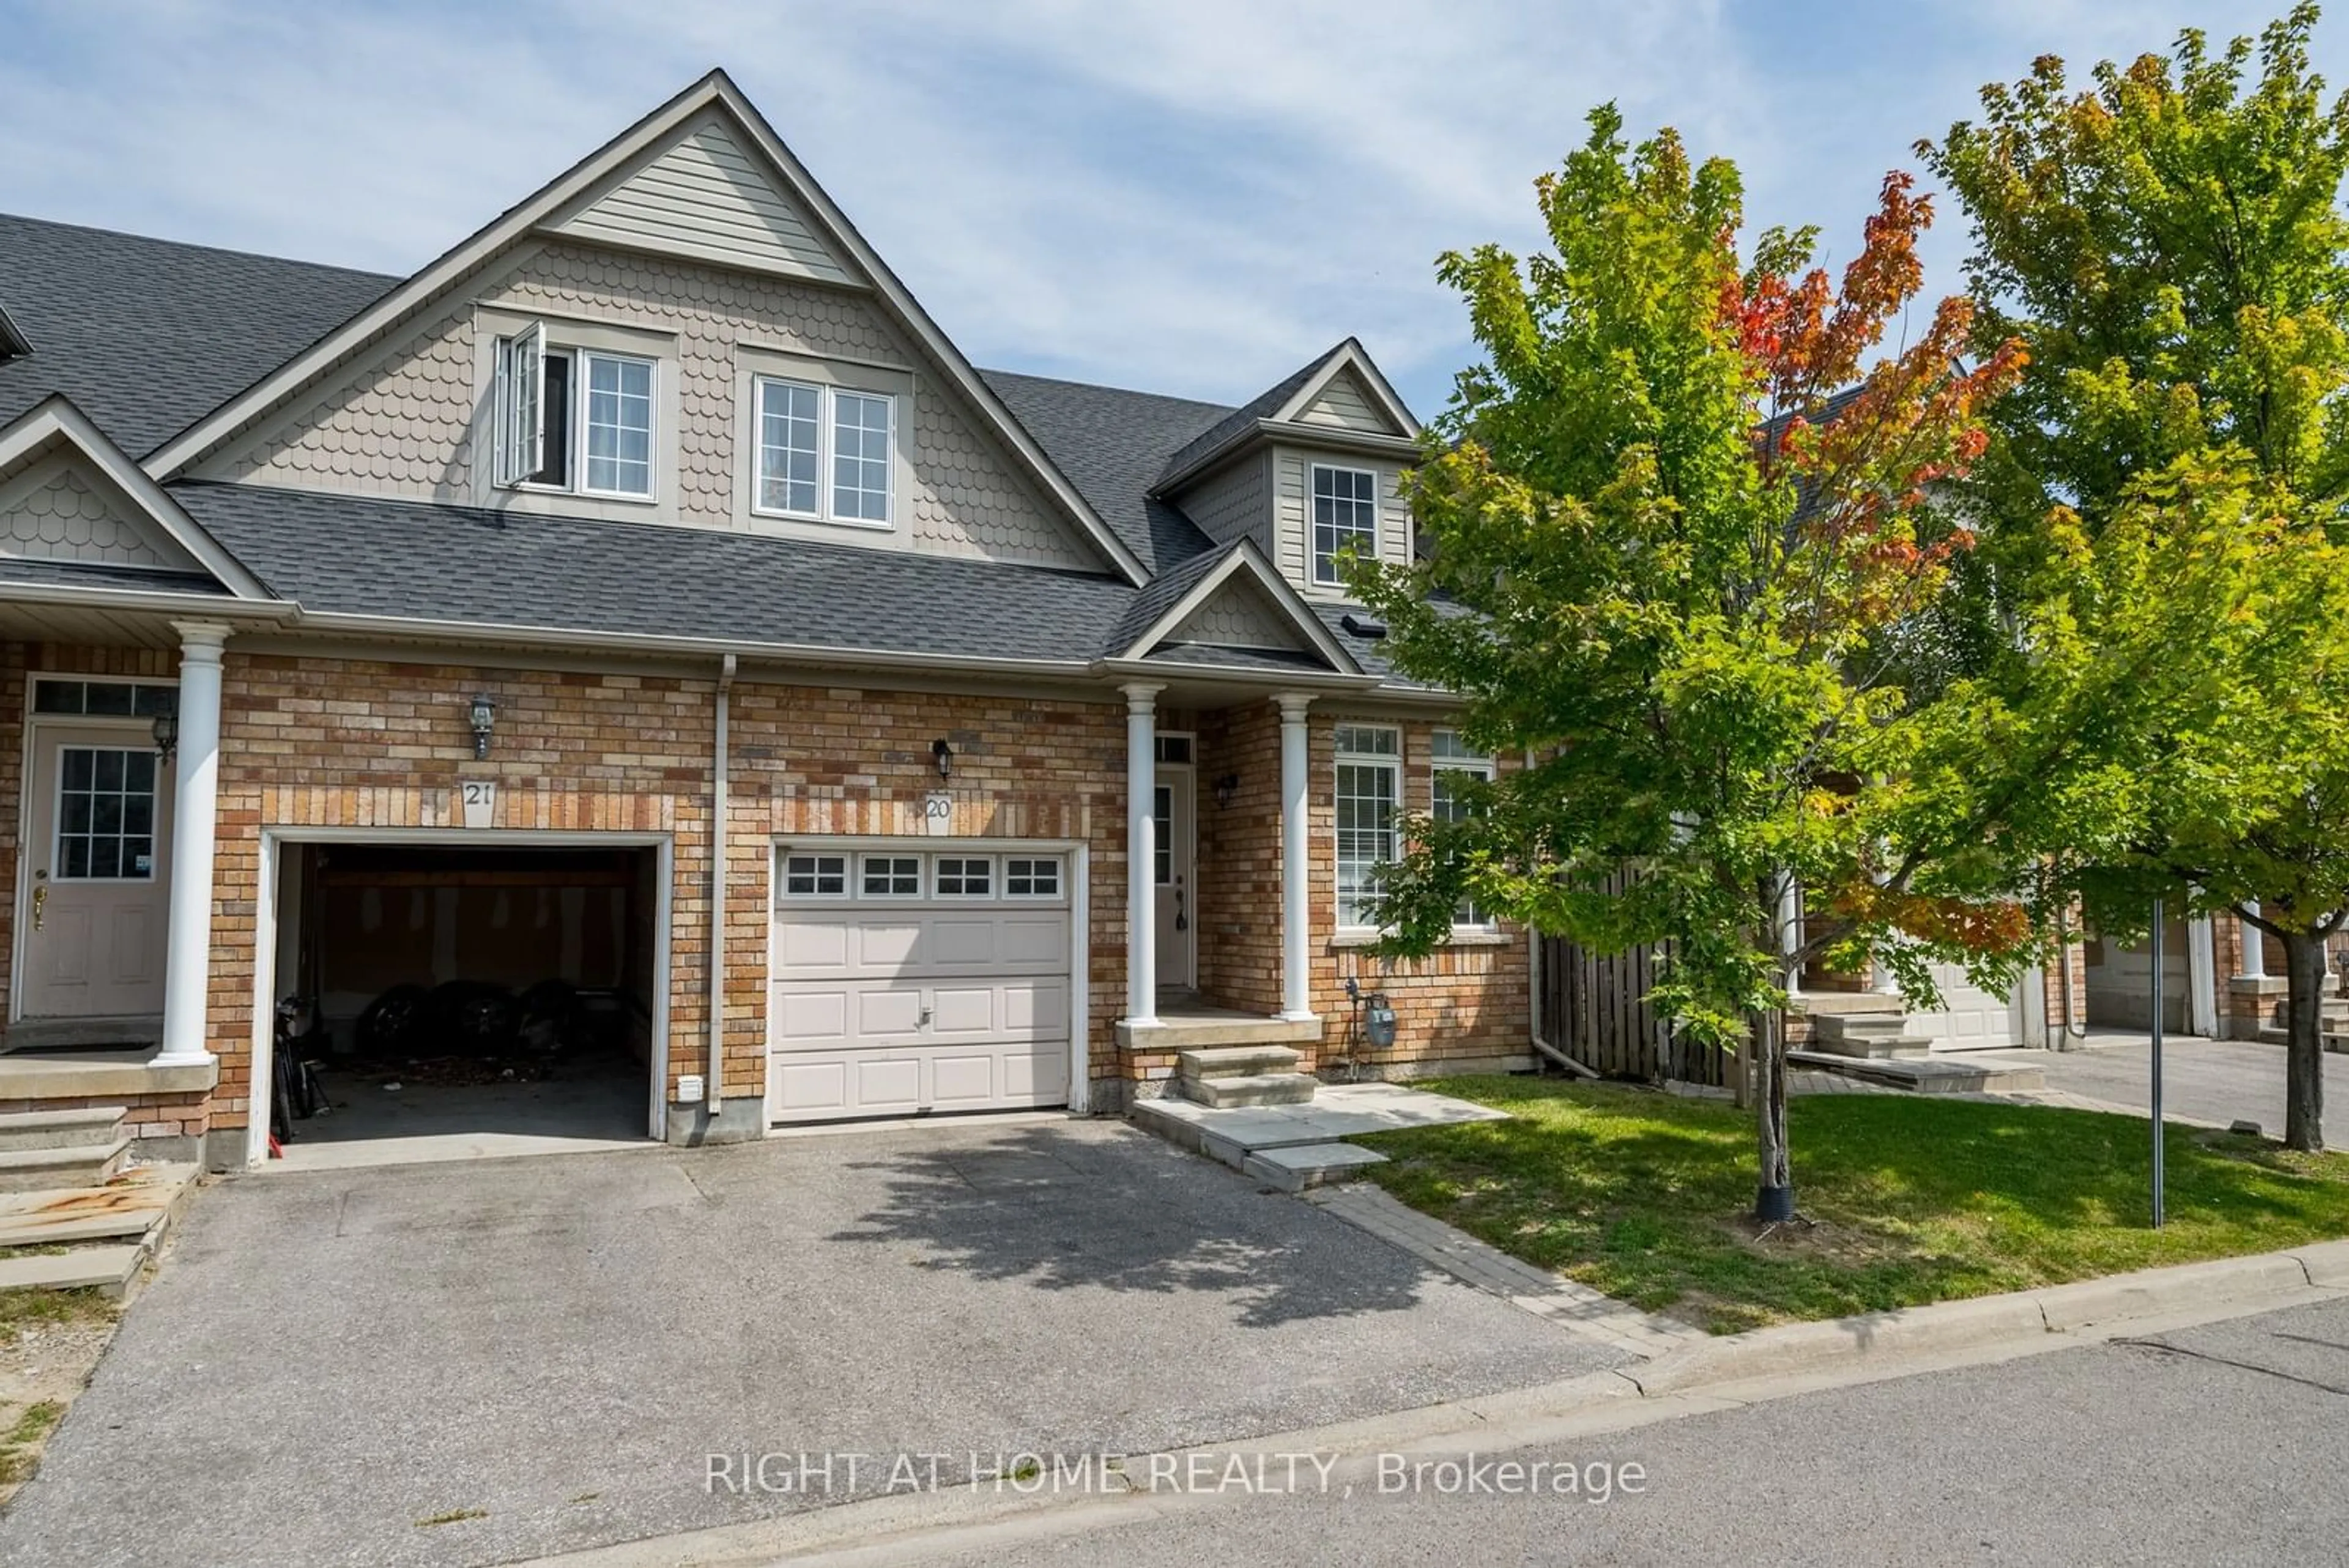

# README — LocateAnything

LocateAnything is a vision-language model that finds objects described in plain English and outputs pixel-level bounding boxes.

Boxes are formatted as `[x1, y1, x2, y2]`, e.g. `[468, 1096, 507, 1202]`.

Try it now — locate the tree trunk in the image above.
[1751, 1001, 1794, 1221]
[2282, 929, 2328, 1153]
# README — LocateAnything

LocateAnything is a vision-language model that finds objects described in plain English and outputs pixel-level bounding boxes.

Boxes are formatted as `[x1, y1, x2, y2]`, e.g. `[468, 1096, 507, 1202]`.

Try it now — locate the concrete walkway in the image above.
[1, 1117, 1625, 1568]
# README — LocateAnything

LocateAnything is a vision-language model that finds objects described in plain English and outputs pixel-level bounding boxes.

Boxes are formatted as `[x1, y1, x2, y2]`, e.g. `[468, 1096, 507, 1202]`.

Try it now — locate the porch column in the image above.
[1124, 683, 1163, 1026]
[1276, 693, 1316, 1021]
[2238, 902, 2266, 979]
[155, 621, 228, 1068]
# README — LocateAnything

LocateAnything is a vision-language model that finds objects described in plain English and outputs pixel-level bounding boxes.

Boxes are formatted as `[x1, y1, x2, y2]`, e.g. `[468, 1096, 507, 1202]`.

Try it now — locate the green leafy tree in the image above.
[1924, 3, 2349, 1150]
[1354, 108, 2029, 1218]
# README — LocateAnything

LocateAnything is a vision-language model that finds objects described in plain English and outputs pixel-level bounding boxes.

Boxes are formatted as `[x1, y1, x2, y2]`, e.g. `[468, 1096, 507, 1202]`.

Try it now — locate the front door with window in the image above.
[20, 726, 172, 1019]
[1152, 764, 1196, 995]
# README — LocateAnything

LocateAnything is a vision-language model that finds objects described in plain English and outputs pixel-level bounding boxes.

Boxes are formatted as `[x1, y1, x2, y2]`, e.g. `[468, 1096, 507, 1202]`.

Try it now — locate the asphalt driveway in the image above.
[0, 1117, 1620, 1567]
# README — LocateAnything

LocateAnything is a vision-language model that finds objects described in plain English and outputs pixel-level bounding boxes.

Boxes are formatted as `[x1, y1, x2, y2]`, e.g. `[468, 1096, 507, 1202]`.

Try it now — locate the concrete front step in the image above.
[0, 1241, 147, 1298]
[1802, 1034, 1932, 1060]
[1241, 1142, 1388, 1193]
[1811, 1013, 1913, 1040]
[0, 1105, 128, 1153]
[0, 1166, 195, 1247]
[0, 1135, 132, 1193]
[1118, 1014, 1323, 1052]
[1177, 1045, 1304, 1080]
[1789, 1049, 2046, 1094]
[2254, 1025, 2349, 1053]
[1181, 1072, 1318, 1109]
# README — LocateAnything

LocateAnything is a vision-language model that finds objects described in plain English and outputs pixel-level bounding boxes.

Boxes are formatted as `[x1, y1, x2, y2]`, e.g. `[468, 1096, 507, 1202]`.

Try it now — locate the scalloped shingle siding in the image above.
[211, 242, 1093, 569]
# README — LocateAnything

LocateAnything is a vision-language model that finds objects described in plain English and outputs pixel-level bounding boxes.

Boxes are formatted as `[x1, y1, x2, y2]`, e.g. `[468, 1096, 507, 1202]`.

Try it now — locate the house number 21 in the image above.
[459, 780, 497, 829]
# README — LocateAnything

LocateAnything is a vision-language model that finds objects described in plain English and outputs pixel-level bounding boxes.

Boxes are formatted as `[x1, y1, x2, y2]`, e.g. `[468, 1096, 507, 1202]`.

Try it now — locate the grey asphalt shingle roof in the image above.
[1101, 540, 1241, 653]
[1152, 346, 1335, 486]
[169, 482, 1141, 663]
[0, 557, 228, 596]
[0, 214, 396, 458]
[979, 369, 1225, 576]
[2, 214, 1427, 688]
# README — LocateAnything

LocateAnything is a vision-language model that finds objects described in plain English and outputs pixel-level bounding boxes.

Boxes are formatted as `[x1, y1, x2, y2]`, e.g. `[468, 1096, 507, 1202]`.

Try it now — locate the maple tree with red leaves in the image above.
[1352, 106, 2039, 1219]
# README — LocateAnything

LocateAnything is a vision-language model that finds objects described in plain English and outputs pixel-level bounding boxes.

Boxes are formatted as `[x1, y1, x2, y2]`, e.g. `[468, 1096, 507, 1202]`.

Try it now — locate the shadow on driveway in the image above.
[0, 1117, 1622, 1568]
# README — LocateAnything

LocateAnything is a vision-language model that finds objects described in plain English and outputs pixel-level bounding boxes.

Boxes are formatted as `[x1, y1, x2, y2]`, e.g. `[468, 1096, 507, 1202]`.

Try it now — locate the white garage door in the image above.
[1913, 960, 2020, 1052]
[768, 845, 1072, 1123]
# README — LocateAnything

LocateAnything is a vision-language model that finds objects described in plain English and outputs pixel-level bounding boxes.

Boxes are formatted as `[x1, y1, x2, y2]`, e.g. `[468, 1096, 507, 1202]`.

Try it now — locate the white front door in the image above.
[1152, 768, 1195, 993]
[20, 726, 173, 1019]
[768, 846, 1072, 1123]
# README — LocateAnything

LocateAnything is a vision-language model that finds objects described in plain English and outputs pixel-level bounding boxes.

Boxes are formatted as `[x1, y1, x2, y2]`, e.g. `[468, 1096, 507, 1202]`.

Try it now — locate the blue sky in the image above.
[1, 2, 2337, 417]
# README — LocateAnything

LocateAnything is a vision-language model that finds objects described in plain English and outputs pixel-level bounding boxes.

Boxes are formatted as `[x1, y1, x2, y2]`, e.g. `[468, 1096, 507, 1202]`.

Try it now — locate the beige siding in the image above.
[1271, 445, 1411, 598]
[1167, 577, 1309, 652]
[1293, 367, 1395, 434]
[201, 242, 1096, 570]
[556, 117, 853, 286]
[0, 460, 200, 570]
[1170, 451, 1271, 554]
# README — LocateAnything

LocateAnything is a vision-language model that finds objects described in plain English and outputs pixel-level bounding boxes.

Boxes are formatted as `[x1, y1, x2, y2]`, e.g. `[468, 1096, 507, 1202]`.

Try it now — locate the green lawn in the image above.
[1353, 1077, 2349, 1334]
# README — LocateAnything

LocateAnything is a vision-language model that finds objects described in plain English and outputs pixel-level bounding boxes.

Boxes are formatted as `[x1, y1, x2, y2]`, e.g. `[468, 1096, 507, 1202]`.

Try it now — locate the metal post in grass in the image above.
[2150, 895, 2166, 1229]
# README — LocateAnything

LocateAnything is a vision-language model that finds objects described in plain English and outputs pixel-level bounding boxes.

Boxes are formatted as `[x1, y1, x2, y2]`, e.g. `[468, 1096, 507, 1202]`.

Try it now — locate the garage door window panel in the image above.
[784, 853, 848, 897]
[861, 855, 922, 897]
[935, 856, 993, 897]
[1005, 856, 1061, 898]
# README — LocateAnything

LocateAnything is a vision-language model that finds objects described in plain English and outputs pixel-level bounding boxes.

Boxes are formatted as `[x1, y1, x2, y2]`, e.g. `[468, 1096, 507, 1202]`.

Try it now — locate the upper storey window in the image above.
[493, 323, 657, 500]
[755, 376, 896, 528]
[1311, 463, 1378, 584]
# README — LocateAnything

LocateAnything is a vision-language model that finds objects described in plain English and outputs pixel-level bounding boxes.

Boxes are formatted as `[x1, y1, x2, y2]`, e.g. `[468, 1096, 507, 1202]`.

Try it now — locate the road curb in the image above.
[1634, 1239, 2343, 1395]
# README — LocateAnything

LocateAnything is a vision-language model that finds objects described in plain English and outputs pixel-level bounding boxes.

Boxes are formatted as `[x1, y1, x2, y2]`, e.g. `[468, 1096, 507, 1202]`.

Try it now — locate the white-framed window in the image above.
[1431, 730, 1496, 929]
[494, 326, 656, 499]
[754, 376, 895, 527]
[1005, 856, 1062, 898]
[782, 853, 848, 897]
[860, 855, 922, 897]
[1311, 464, 1379, 585]
[935, 856, 993, 897]
[1334, 724, 1401, 929]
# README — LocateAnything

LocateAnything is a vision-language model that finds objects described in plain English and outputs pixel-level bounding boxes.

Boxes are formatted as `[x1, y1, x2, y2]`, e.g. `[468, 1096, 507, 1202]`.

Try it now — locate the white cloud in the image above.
[1, 1, 2340, 414]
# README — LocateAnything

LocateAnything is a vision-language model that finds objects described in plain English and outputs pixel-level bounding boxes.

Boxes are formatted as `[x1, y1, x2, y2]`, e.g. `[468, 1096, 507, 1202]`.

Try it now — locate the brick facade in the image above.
[1, 641, 1534, 1148]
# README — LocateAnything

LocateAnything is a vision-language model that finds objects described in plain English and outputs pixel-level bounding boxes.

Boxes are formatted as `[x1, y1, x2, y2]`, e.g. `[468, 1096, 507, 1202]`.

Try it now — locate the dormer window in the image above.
[1310, 463, 1378, 584]
[754, 376, 895, 528]
[492, 324, 656, 500]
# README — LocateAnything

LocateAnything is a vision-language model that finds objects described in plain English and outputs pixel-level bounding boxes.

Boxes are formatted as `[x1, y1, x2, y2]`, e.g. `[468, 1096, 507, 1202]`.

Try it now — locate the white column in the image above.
[156, 622, 228, 1068]
[1124, 683, 1162, 1026]
[2188, 910, 2219, 1038]
[2238, 902, 2266, 979]
[1276, 694, 1316, 1021]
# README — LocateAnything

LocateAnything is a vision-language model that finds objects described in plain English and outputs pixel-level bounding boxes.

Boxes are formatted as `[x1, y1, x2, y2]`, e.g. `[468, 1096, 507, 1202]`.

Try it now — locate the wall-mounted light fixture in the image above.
[932, 738, 954, 779]
[150, 710, 179, 764]
[1215, 773, 1239, 809]
[469, 694, 497, 760]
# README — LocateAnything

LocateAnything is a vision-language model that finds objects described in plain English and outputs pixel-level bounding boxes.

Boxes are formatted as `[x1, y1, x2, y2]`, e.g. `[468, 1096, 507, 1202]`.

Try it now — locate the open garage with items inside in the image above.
[262, 839, 665, 1155]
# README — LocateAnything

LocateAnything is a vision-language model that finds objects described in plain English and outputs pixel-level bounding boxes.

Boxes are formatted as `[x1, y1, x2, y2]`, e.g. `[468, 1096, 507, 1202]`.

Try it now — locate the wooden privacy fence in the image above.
[1534, 930, 1733, 1087]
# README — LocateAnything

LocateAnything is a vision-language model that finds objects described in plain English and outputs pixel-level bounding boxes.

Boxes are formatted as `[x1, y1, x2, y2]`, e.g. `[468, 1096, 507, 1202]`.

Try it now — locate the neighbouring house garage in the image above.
[1913, 959, 2023, 1052]
[267, 841, 663, 1151]
[768, 842, 1078, 1124]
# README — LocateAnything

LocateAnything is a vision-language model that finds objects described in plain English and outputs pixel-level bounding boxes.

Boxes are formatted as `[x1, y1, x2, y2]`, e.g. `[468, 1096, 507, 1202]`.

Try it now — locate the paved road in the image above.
[0, 1119, 1620, 1568]
[890, 1295, 2349, 1567]
[1983, 1031, 2349, 1135]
